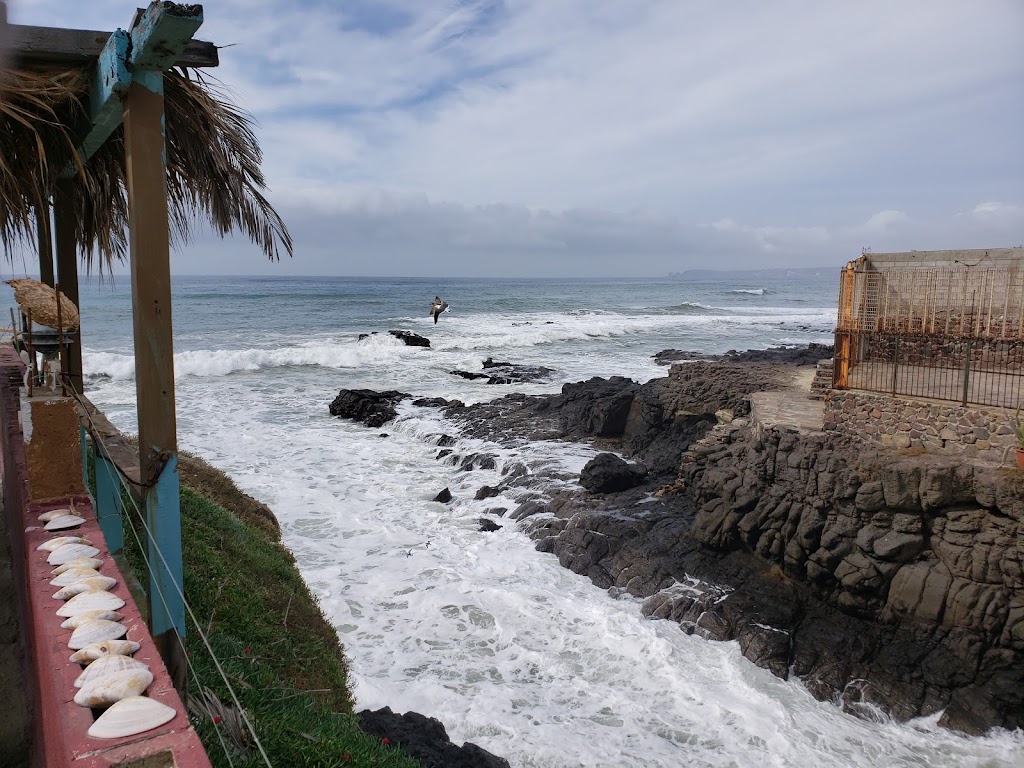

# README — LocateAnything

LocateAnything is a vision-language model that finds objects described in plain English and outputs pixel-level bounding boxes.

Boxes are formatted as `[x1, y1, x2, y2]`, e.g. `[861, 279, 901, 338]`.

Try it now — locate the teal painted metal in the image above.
[129, 2, 204, 71]
[94, 454, 124, 555]
[75, 29, 131, 163]
[146, 454, 185, 638]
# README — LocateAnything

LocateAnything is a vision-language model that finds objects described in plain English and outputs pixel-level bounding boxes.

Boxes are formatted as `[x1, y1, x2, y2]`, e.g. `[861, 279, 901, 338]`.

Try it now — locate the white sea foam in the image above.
[729, 288, 768, 295]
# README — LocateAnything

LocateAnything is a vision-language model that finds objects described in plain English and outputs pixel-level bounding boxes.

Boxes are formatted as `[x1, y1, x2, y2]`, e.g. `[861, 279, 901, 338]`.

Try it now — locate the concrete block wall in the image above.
[824, 389, 1018, 464]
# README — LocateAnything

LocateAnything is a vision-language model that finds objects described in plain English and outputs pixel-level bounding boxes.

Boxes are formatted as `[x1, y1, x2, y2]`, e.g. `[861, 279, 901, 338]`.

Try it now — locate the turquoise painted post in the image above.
[94, 453, 124, 555]
[146, 455, 184, 641]
[80, 425, 89, 493]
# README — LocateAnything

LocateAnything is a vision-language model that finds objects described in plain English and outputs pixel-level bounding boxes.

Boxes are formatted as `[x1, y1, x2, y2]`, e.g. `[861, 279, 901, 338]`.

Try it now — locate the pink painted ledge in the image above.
[23, 495, 213, 768]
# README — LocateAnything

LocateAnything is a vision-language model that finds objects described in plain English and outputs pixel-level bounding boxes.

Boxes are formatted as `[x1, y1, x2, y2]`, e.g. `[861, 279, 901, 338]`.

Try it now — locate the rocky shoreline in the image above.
[329, 343, 1023, 738]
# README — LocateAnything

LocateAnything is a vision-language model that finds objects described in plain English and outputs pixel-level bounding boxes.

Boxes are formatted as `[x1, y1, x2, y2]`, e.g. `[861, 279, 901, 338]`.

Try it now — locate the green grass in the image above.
[93, 452, 420, 768]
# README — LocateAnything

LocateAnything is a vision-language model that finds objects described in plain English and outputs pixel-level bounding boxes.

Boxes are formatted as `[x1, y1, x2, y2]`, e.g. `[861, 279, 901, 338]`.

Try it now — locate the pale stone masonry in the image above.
[824, 389, 1017, 464]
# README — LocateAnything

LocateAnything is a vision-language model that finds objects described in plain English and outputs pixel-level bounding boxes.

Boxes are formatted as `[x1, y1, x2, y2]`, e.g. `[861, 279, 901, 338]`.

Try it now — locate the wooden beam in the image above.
[123, 75, 186, 692]
[129, 2, 204, 71]
[7, 23, 218, 67]
[35, 204, 54, 286]
[75, 28, 131, 164]
[53, 180, 82, 395]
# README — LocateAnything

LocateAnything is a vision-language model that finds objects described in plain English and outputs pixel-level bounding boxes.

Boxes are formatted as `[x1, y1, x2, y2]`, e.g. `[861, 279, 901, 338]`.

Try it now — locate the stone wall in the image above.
[824, 389, 1017, 464]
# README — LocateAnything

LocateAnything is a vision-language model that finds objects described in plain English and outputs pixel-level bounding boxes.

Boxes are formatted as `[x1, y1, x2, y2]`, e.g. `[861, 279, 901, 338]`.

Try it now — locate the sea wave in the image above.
[729, 288, 768, 295]
[83, 333, 416, 380]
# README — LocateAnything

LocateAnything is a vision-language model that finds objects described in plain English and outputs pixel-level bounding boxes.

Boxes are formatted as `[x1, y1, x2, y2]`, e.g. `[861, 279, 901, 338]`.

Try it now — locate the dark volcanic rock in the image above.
[479, 518, 502, 532]
[389, 329, 431, 347]
[329, 389, 409, 427]
[357, 707, 510, 768]
[413, 397, 464, 409]
[580, 453, 648, 493]
[450, 359, 555, 385]
[433, 487, 452, 503]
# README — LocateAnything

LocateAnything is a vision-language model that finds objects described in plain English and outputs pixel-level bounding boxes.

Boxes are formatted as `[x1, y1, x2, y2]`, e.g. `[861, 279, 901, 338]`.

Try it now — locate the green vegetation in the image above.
[96, 450, 419, 768]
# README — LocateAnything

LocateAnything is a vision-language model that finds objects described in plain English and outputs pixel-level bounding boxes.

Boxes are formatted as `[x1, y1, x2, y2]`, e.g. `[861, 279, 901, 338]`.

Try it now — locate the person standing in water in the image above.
[430, 296, 449, 324]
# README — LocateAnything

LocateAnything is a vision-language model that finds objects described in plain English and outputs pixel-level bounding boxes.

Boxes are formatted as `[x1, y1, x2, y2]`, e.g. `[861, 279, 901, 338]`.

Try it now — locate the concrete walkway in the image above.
[749, 368, 825, 434]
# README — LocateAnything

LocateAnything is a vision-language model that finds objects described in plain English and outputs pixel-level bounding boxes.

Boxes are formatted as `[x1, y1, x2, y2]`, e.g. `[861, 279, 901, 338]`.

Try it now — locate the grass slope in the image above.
[111, 451, 419, 768]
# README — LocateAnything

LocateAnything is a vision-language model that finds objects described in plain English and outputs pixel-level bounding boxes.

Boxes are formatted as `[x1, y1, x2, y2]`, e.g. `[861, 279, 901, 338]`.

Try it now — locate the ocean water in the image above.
[7, 272, 1023, 767]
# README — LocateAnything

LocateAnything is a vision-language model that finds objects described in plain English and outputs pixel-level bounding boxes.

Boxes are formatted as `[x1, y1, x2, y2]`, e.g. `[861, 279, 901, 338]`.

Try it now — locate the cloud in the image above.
[9, 1, 1024, 275]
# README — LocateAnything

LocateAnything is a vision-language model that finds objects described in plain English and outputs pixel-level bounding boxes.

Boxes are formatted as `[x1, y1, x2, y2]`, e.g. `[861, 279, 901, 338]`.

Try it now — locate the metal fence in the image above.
[834, 262, 1024, 408]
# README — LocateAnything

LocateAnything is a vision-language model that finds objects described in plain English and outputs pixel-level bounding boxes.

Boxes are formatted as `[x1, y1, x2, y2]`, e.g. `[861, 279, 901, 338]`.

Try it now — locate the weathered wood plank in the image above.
[76, 28, 131, 162]
[129, 2, 204, 70]
[54, 180, 82, 395]
[123, 76, 187, 691]
[7, 24, 218, 67]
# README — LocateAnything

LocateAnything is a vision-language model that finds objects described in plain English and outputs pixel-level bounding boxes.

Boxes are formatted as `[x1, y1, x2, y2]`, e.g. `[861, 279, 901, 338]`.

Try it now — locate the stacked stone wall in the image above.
[824, 389, 1017, 464]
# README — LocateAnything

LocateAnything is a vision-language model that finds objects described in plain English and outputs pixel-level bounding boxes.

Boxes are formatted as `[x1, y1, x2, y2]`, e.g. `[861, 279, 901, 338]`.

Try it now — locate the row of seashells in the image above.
[37, 507, 177, 740]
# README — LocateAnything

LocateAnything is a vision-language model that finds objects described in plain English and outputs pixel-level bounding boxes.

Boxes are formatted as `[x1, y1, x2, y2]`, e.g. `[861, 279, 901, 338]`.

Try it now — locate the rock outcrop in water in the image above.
[357, 707, 511, 768]
[329, 389, 409, 427]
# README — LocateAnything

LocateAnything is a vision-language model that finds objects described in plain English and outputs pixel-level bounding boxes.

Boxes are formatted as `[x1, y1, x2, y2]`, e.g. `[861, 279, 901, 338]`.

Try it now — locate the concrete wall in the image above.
[824, 389, 1017, 464]
[863, 247, 1024, 270]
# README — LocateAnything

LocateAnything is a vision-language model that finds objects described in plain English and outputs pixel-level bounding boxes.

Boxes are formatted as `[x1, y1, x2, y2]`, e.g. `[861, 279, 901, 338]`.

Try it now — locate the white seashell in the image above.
[61, 610, 123, 629]
[53, 576, 117, 600]
[38, 508, 73, 522]
[87, 696, 176, 739]
[50, 567, 103, 587]
[36, 535, 90, 552]
[47, 543, 101, 565]
[44, 514, 87, 531]
[70, 639, 141, 664]
[74, 655, 150, 688]
[52, 557, 103, 575]
[68, 619, 127, 649]
[74, 668, 153, 708]
[58, 590, 125, 618]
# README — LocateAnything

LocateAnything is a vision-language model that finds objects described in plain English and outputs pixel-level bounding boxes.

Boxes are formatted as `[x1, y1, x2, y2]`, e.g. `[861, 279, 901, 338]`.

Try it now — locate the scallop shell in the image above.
[58, 591, 125, 618]
[53, 576, 117, 600]
[70, 639, 141, 664]
[36, 535, 90, 552]
[87, 696, 176, 739]
[47, 543, 101, 565]
[44, 514, 86, 531]
[68, 619, 127, 649]
[74, 655, 150, 688]
[61, 610, 123, 629]
[50, 567, 103, 587]
[52, 557, 103, 575]
[74, 668, 153, 707]
[38, 508, 73, 522]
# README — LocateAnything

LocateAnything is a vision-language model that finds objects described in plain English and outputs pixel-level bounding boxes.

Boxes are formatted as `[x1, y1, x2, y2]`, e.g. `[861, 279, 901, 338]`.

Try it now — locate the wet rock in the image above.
[579, 453, 648, 493]
[389, 329, 430, 347]
[475, 485, 500, 500]
[479, 518, 502, 532]
[433, 488, 452, 503]
[329, 389, 409, 427]
[357, 707, 511, 768]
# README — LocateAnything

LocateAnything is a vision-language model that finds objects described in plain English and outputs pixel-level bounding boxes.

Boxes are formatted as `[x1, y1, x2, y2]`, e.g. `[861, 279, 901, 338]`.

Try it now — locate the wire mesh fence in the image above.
[835, 263, 1024, 408]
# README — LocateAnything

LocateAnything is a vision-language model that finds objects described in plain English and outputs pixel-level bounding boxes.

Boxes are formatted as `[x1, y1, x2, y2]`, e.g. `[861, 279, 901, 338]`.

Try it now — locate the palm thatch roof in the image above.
[0, 63, 292, 271]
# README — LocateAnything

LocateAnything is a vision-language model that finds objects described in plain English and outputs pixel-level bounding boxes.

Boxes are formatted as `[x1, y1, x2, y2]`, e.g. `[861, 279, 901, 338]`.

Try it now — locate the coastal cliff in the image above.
[367, 347, 1024, 735]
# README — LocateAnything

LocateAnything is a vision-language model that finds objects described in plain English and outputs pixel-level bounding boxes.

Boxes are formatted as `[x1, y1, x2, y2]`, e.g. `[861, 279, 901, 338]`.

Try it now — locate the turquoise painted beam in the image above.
[146, 454, 185, 640]
[95, 453, 125, 555]
[71, 3, 205, 164]
[129, 2, 204, 71]
[71, 28, 130, 165]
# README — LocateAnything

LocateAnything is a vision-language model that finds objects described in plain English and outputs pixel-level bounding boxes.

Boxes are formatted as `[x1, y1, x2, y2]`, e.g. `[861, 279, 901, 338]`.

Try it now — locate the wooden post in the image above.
[123, 73, 186, 692]
[35, 204, 54, 286]
[53, 180, 83, 394]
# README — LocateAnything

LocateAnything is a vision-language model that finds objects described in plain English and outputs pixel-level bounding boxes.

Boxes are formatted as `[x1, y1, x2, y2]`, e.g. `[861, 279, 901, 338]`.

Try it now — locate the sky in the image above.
[8, 0, 1024, 277]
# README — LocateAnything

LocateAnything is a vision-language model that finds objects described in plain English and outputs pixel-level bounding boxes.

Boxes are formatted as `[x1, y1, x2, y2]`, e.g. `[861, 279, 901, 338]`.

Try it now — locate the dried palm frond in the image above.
[0, 62, 292, 272]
